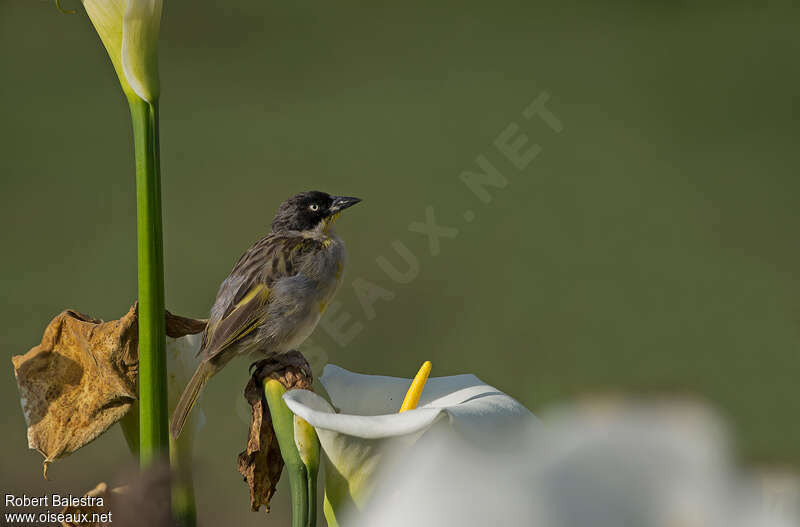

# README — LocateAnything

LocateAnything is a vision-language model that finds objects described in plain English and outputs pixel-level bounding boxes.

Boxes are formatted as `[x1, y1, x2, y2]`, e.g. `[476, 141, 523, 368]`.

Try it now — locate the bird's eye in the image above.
[309, 204, 319, 212]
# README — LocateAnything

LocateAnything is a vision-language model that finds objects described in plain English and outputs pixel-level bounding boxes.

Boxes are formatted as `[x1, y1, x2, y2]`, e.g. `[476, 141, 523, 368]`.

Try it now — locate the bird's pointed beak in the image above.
[329, 196, 362, 213]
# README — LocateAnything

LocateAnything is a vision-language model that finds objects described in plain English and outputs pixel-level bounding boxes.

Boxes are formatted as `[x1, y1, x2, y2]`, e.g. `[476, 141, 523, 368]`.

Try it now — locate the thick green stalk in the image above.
[264, 380, 309, 527]
[128, 96, 196, 526]
[127, 96, 169, 468]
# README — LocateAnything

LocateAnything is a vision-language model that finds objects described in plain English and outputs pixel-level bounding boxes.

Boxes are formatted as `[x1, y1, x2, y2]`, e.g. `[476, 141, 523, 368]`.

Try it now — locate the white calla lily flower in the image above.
[354, 401, 800, 527]
[282, 364, 538, 523]
[80, 0, 161, 102]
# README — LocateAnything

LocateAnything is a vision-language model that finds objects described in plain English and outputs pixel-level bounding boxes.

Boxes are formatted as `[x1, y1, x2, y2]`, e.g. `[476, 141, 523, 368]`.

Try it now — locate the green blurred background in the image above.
[1, 0, 798, 524]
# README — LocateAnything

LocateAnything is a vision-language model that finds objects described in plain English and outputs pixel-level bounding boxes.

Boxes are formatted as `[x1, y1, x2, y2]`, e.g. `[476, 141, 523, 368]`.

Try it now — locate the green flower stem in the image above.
[127, 96, 168, 467]
[306, 457, 318, 527]
[295, 416, 320, 527]
[264, 380, 309, 527]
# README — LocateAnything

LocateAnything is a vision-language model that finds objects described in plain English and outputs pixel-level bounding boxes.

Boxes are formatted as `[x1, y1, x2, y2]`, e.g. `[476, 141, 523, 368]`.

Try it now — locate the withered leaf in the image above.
[165, 310, 207, 339]
[60, 465, 172, 527]
[237, 376, 283, 513]
[12, 303, 205, 477]
[237, 350, 313, 513]
[60, 482, 118, 527]
[12, 306, 138, 476]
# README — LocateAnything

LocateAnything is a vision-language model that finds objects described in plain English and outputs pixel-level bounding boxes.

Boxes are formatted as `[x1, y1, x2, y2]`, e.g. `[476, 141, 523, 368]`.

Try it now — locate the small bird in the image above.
[170, 191, 361, 438]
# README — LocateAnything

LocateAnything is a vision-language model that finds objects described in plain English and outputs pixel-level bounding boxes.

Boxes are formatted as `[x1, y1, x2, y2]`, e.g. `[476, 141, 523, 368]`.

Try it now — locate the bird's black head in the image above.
[271, 191, 362, 232]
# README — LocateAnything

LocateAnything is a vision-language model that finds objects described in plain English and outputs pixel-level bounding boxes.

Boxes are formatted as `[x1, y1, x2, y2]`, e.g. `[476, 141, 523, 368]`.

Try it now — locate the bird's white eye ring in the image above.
[309, 204, 319, 211]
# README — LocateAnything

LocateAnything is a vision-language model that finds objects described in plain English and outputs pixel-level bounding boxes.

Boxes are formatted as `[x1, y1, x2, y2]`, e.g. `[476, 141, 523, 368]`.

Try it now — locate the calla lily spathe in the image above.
[282, 365, 537, 524]
[352, 402, 798, 527]
[81, 0, 161, 102]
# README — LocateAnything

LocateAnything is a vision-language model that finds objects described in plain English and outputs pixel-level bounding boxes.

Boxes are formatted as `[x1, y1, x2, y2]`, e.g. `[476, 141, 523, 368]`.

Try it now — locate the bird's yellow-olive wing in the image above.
[200, 234, 324, 361]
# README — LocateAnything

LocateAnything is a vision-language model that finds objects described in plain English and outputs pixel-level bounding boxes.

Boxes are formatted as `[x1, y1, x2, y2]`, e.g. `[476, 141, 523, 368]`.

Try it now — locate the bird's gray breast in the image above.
[258, 234, 346, 353]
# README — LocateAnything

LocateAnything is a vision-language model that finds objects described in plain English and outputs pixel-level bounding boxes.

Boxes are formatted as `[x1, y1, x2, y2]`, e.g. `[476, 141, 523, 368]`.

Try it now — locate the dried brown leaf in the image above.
[237, 350, 313, 513]
[60, 465, 172, 527]
[59, 482, 117, 527]
[12, 306, 138, 476]
[165, 310, 206, 338]
[11, 303, 205, 477]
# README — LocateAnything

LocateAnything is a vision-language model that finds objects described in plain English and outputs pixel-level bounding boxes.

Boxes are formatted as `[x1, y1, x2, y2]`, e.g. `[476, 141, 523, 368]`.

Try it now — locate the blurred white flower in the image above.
[166, 333, 206, 444]
[355, 398, 800, 527]
[80, 0, 161, 102]
[282, 364, 537, 523]
[165, 333, 205, 431]
[165, 332, 204, 512]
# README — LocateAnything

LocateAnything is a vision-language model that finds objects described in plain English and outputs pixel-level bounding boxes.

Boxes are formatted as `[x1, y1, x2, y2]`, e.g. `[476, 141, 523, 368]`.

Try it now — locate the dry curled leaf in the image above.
[59, 482, 120, 527]
[12, 306, 138, 477]
[11, 303, 205, 477]
[165, 310, 207, 339]
[237, 350, 313, 513]
[60, 465, 172, 527]
[238, 375, 283, 513]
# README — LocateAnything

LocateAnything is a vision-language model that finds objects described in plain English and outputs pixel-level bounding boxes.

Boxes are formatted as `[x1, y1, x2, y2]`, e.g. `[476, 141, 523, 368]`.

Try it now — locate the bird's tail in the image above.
[170, 361, 215, 439]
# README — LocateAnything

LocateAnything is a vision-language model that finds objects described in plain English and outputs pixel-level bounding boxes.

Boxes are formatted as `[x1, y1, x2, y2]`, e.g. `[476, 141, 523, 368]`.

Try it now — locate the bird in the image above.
[170, 190, 361, 438]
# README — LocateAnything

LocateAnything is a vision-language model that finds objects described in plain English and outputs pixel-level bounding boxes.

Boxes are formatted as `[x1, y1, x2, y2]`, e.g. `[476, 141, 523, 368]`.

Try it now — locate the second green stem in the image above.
[264, 380, 318, 527]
